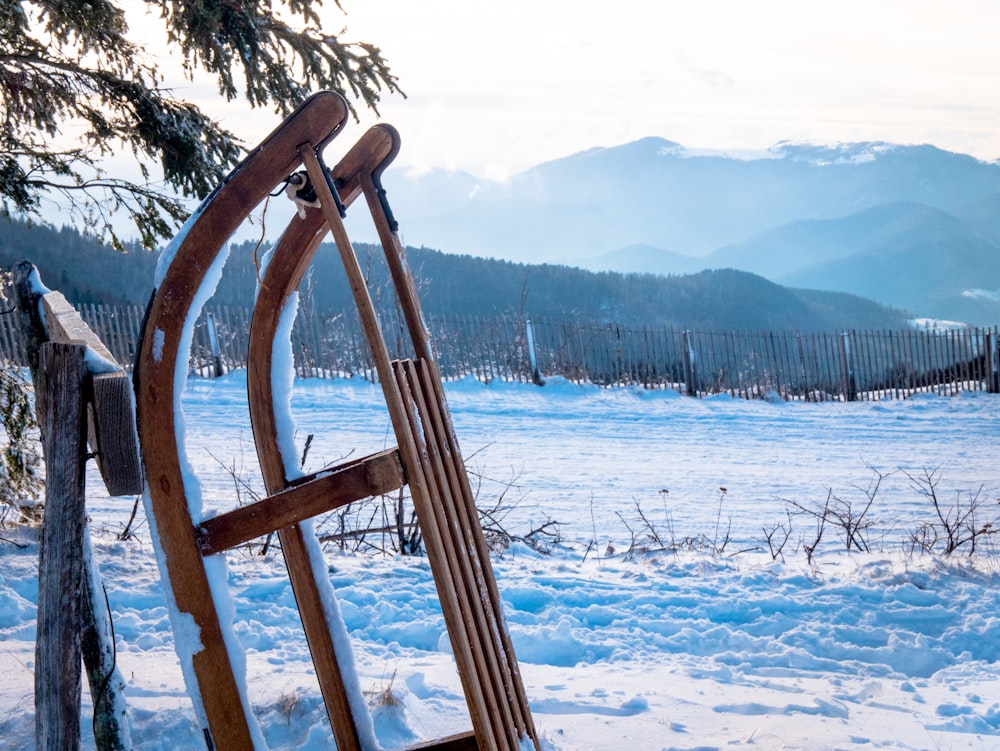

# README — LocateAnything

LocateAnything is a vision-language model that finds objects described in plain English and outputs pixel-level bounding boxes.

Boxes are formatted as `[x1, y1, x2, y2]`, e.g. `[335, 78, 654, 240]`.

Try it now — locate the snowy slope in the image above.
[2, 374, 1000, 750]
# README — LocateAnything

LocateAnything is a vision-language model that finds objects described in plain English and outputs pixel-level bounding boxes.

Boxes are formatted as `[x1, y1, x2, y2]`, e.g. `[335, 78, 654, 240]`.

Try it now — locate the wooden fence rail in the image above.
[0, 304, 997, 400]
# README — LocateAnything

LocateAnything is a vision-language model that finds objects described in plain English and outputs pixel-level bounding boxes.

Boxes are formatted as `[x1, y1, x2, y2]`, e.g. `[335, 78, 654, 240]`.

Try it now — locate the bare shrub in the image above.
[785, 464, 889, 558]
[612, 488, 741, 560]
[762, 510, 794, 562]
[905, 467, 997, 556]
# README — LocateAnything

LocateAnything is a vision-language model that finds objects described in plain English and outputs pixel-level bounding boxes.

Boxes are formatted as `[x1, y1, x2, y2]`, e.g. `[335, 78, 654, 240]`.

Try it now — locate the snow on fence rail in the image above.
[0, 304, 997, 400]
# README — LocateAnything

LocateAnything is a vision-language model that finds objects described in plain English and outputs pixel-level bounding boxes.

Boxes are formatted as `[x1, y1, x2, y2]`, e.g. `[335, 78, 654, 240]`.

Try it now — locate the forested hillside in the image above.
[0, 219, 156, 305]
[0, 218, 910, 331]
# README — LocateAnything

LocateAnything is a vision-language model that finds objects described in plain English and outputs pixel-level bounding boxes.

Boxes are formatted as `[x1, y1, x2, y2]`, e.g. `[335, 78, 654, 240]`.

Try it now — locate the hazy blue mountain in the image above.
[11, 130, 1000, 327]
[570, 243, 703, 275]
[951, 191, 1000, 241]
[769, 206, 1000, 324]
[375, 138, 1000, 266]
[698, 200, 1000, 324]
[705, 202, 973, 273]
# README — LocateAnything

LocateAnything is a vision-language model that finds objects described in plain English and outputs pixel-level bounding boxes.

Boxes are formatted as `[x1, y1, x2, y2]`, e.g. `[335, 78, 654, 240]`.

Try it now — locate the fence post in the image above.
[987, 330, 1000, 394]
[838, 331, 856, 401]
[35, 342, 89, 751]
[206, 311, 224, 378]
[524, 318, 544, 386]
[682, 330, 697, 397]
[15, 263, 133, 751]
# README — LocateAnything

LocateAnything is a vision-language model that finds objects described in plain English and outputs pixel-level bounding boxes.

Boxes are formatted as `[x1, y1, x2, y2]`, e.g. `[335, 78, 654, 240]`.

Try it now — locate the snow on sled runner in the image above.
[133, 91, 540, 751]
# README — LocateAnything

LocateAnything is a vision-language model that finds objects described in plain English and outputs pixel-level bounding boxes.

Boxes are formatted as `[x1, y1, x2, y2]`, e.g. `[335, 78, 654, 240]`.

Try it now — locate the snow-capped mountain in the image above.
[368, 138, 1000, 323]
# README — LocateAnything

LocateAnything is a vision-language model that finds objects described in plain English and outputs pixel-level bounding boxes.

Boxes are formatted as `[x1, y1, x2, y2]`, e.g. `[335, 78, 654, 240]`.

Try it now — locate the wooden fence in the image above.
[0, 304, 997, 400]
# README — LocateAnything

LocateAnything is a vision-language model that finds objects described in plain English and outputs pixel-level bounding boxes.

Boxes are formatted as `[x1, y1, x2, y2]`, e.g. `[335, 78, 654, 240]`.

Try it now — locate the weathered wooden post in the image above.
[682, 329, 698, 396]
[34, 340, 88, 751]
[524, 318, 544, 386]
[987, 329, 1000, 394]
[14, 262, 136, 751]
[839, 331, 857, 402]
[796, 332, 810, 401]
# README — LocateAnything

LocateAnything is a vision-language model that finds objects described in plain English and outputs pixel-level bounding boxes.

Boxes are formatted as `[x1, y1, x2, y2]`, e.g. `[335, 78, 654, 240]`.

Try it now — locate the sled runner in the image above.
[133, 91, 540, 751]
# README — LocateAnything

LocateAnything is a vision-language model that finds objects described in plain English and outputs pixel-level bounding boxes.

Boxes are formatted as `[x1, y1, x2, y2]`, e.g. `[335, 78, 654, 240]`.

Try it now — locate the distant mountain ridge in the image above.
[5, 133, 999, 328]
[370, 137, 1000, 324]
[0, 218, 910, 333]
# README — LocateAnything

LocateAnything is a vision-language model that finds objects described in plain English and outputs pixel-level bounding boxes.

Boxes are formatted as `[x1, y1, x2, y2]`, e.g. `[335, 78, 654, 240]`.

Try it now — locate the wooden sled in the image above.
[133, 91, 540, 751]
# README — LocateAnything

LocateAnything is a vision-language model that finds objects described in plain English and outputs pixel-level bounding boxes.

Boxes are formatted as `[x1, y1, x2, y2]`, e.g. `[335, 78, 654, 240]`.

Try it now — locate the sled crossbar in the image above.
[134, 91, 539, 751]
[196, 448, 405, 556]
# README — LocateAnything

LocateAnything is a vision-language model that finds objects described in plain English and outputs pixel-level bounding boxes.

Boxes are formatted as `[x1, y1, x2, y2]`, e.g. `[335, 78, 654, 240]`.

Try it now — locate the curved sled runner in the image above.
[134, 91, 539, 751]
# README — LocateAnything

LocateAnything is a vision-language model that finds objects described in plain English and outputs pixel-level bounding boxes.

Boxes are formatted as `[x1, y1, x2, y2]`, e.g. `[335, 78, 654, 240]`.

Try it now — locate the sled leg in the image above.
[135, 92, 350, 750]
[278, 524, 363, 750]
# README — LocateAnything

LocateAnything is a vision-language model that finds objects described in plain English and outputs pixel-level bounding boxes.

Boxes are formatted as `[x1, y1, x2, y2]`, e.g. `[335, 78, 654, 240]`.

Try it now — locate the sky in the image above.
[124, 0, 1000, 182]
[263, 0, 1000, 181]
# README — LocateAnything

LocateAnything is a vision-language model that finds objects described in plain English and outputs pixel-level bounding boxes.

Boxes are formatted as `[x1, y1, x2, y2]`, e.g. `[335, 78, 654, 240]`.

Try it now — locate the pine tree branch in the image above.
[0, 0, 402, 248]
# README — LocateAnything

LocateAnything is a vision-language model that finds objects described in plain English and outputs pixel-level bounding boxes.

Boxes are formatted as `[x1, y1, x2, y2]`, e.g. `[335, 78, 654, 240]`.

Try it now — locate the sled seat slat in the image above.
[393, 357, 532, 751]
[196, 447, 405, 555]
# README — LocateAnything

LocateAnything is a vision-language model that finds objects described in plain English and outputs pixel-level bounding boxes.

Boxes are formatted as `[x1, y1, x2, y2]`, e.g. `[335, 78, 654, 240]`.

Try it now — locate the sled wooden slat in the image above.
[359, 139, 537, 747]
[196, 448, 405, 555]
[136, 90, 538, 751]
[393, 360, 509, 750]
[302, 144, 527, 750]
[411, 357, 531, 736]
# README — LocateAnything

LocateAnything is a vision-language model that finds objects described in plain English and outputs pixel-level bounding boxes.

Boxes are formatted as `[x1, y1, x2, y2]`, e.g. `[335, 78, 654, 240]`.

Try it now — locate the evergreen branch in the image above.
[0, 0, 402, 247]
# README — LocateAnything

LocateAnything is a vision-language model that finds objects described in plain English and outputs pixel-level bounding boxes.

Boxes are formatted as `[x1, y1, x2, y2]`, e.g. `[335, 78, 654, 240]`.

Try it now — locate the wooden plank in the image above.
[820, 332, 835, 400]
[42, 293, 115, 362]
[39, 291, 143, 496]
[89, 373, 143, 496]
[196, 448, 405, 555]
[855, 329, 869, 400]
[767, 331, 783, 399]
[961, 328, 973, 390]
[407, 359, 518, 736]
[904, 329, 916, 393]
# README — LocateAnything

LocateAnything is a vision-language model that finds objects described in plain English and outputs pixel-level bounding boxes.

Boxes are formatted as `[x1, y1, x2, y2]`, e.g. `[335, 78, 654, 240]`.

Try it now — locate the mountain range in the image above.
[4, 135, 998, 330]
[368, 138, 1000, 324]
[0, 219, 910, 333]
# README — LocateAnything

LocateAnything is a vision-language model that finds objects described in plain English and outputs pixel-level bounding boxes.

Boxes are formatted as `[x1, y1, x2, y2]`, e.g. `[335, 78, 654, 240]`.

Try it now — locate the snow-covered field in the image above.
[3, 373, 1000, 750]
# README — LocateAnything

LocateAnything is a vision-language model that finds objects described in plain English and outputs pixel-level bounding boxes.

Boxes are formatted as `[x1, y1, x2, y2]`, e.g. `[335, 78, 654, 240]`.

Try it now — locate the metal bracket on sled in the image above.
[133, 91, 540, 751]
